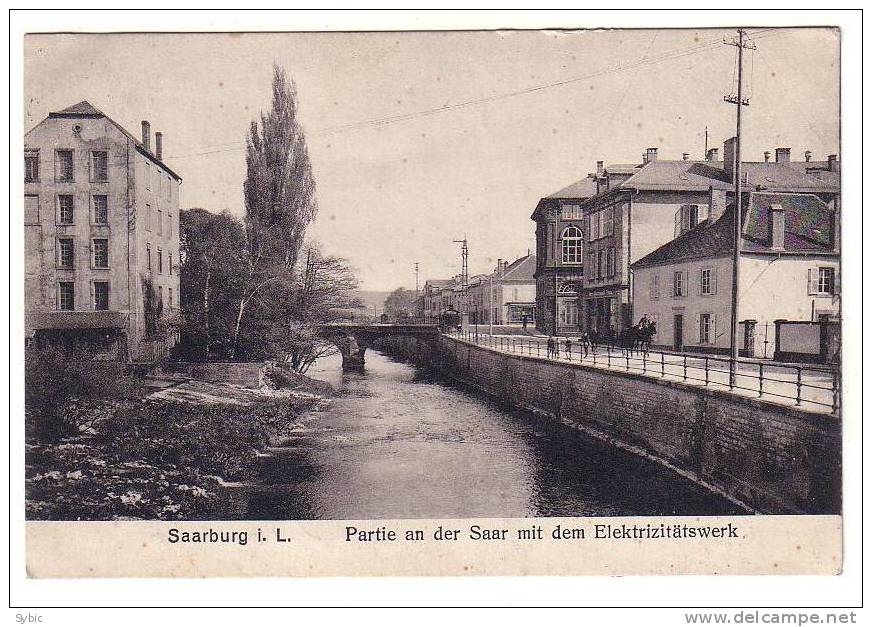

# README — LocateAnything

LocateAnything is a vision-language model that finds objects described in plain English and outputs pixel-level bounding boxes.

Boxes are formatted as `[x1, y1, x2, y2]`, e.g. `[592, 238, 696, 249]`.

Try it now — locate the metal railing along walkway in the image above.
[446, 330, 839, 416]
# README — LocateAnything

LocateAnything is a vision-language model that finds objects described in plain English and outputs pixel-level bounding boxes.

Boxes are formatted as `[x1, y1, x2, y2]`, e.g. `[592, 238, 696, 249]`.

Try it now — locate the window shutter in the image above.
[834, 268, 841, 295]
[807, 268, 816, 295]
[712, 268, 718, 294]
[713, 314, 718, 343]
[699, 315, 704, 343]
[698, 269, 703, 296]
[683, 271, 689, 297]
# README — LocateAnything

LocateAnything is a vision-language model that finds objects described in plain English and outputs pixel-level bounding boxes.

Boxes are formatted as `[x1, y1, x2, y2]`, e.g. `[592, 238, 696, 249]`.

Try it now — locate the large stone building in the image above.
[631, 191, 840, 357]
[532, 142, 840, 337]
[24, 101, 182, 362]
[531, 174, 597, 335]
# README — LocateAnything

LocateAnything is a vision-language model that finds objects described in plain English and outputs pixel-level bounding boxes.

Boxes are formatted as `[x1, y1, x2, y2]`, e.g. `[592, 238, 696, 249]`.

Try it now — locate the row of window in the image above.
[586, 207, 615, 242]
[57, 238, 110, 269]
[144, 243, 173, 275]
[650, 268, 718, 299]
[587, 247, 617, 281]
[649, 267, 836, 299]
[57, 281, 174, 312]
[143, 162, 175, 199]
[25, 149, 108, 183]
[24, 194, 174, 235]
[55, 237, 174, 275]
[25, 150, 174, 199]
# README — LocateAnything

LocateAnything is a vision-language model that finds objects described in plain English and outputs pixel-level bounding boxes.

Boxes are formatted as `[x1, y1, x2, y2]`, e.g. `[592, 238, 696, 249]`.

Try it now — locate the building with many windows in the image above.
[533, 142, 840, 338]
[631, 191, 840, 356]
[577, 143, 839, 336]
[531, 174, 597, 335]
[24, 101, 182, 361]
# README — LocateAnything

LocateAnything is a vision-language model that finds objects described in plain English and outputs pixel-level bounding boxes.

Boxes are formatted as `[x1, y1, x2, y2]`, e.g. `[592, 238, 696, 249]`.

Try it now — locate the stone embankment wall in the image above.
[435, 336, 840, 515]
[160, 362, 265, 388]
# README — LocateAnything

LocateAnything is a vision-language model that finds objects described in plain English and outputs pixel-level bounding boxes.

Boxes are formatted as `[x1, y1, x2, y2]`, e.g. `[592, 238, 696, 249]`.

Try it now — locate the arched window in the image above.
[561, 225, 583, 264]
[558, 282, 577, 294]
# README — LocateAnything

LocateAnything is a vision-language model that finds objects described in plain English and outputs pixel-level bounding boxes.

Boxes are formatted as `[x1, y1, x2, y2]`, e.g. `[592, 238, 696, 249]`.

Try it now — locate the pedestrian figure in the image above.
[522, 315, 528, 330]
[546, 336, 555, 359]
[553, 337, 561, 359]
[579, 332, 590, 358]
[564, 337, 573, 361]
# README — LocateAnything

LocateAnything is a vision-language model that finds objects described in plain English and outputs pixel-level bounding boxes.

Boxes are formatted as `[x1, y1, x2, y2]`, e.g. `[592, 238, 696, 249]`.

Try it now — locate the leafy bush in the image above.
[25, 345, 143, 443]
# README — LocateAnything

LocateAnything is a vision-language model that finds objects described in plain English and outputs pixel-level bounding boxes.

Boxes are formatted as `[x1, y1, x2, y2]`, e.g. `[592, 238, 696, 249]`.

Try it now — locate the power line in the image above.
[165, 28, 781, 160]
[316, 28, 780, 137]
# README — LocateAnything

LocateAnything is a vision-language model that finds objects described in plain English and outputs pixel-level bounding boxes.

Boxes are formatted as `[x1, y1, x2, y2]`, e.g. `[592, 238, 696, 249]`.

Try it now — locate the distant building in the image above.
[631, 191, 840, 356]
[467, 254, 537, 326]
[420, 278, 454, 322]
[531, 174, 597, 335]
[24, 101, 182, 362]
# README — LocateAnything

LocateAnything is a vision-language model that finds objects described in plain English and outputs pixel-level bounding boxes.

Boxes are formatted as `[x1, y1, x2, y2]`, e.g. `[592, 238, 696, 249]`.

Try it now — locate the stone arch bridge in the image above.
[318, 323, 441, 371]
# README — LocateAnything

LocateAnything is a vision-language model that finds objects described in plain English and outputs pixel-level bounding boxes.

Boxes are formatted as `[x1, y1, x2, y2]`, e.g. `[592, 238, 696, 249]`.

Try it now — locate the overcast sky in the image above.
[24, 28, 839, 291]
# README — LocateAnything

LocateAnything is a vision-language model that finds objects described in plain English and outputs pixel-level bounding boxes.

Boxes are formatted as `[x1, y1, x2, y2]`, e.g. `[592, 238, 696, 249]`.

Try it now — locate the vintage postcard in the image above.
[14, 15, 856, 591]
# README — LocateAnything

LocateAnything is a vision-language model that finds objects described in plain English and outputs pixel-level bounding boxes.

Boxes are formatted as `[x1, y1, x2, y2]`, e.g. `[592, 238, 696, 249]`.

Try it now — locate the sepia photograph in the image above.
[12, 11, 859, 594]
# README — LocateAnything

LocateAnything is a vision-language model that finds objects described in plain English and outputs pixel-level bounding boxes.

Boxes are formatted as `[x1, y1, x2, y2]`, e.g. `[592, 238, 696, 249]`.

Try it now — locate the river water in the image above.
[246, 350, 745, 519]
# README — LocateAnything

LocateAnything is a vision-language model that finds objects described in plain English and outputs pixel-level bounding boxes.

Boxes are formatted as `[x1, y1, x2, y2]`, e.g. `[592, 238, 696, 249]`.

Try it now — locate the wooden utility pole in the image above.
[453, 237, 469, 326]
[724, 28, 755, 388]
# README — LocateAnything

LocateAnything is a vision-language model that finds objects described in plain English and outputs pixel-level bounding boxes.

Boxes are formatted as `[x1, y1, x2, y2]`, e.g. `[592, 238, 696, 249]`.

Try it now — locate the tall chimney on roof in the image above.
[641, 152, 648, 164]
[155, 131, 163, 160]
[141, 120, 151, 151]
[682, 152, 689, 161]
[646, 147, 658, 163]
[708, 186, 727, 222]
[596, 160, 604, 177]
[706, 147, 719, 162]
[775, 147, 791, 163]
[769, 204, 785, 250]
[723, 137, 738, 183]
[827, 154, 839, 172]
[496, 259, 503, 276]
[764, 151, 771, 162]
[804, 150, 812, 162]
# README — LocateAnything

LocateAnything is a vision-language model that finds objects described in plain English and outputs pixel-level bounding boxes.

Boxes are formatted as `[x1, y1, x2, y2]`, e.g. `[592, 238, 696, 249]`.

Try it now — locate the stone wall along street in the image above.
[437, 335, 841, 515]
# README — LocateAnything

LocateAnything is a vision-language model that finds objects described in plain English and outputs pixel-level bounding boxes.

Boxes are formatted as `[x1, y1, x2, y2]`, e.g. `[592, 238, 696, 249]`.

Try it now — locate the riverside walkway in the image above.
[446, 329, 839, 415]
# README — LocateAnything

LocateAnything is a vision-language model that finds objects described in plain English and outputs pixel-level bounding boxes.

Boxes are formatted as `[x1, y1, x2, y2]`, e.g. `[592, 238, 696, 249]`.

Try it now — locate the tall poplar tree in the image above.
[232, 64, 318, 358]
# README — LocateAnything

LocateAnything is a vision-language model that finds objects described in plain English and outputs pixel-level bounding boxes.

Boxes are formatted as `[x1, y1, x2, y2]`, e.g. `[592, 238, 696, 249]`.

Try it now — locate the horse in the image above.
[617, 326, 638, 356]
[635, 322, 657, 355]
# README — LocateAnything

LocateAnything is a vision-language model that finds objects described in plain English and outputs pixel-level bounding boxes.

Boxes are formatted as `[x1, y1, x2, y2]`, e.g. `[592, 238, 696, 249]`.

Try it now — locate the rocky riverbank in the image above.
[25, 359, 332, 521]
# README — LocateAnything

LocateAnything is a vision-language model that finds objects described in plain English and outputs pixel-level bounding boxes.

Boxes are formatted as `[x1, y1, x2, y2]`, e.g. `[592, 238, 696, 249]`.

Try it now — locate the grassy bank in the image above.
[25, 347, 330, 520]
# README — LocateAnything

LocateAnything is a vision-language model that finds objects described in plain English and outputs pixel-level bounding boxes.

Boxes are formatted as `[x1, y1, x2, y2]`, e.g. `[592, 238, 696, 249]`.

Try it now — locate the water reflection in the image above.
[245, 350, 745, 520]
